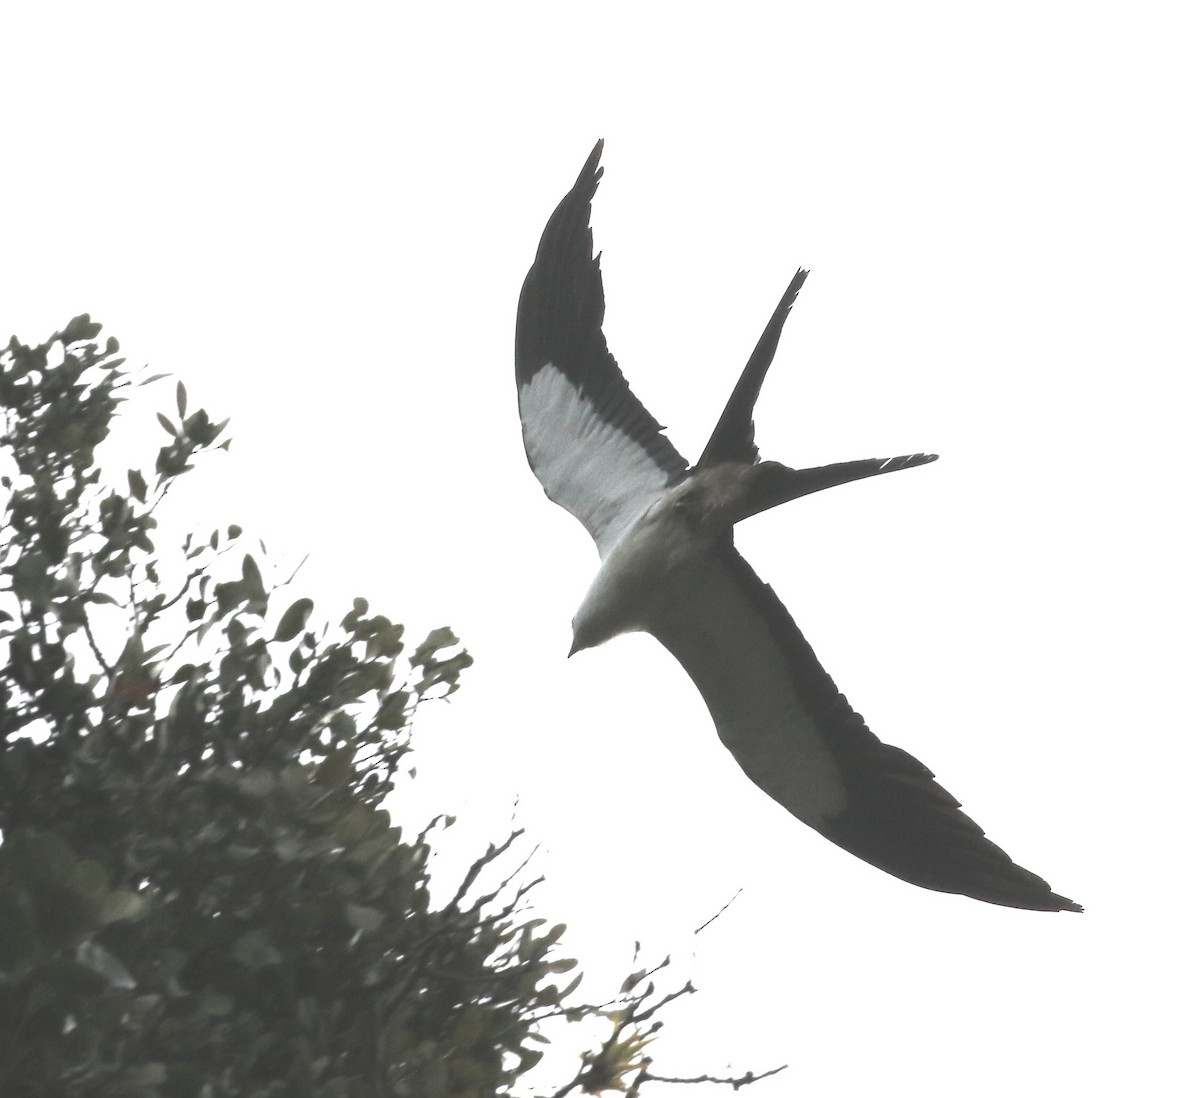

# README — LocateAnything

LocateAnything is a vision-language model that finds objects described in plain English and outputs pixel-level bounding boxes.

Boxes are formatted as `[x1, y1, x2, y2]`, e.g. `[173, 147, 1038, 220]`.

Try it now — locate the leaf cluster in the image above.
[0, 320, 566, 1097]
[0, 318, 779, 1097]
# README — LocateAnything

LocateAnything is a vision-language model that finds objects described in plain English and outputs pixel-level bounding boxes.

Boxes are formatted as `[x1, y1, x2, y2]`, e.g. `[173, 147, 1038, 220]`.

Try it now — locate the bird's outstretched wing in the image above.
[650, 540, 1082, 912]
[516, 140, 689, 557]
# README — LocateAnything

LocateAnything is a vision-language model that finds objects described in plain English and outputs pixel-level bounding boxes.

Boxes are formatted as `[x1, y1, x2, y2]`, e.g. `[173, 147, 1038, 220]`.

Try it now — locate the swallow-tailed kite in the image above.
[515, 141, 1080, 912]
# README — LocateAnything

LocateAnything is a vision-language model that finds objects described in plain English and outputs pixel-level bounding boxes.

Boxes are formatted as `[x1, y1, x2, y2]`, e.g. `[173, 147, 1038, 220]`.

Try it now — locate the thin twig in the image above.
[637, 1064, 788, 1090]
[693, 889, 743, 935]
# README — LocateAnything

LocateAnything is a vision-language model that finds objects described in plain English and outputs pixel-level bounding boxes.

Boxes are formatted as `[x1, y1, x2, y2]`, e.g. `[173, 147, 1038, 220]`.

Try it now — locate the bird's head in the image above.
[568, 578, 635, 657]
[568, 611, 610, 657]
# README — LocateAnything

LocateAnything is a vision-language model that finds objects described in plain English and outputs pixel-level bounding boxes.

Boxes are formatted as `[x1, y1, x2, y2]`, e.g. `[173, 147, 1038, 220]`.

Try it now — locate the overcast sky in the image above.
[4, 3, 1197, 1095]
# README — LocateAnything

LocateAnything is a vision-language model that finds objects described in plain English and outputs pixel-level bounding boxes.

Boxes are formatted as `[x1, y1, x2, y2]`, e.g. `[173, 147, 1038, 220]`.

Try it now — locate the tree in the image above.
[0, 317, 781, 1096]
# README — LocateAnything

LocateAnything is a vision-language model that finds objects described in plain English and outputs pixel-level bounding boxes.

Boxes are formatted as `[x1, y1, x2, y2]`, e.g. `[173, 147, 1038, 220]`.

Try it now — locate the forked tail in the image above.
[736, 453, 938, 522]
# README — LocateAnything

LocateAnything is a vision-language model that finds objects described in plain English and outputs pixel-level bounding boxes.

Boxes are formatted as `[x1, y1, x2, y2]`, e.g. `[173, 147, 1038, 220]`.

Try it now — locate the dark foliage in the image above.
[0, 318, 780, 1097]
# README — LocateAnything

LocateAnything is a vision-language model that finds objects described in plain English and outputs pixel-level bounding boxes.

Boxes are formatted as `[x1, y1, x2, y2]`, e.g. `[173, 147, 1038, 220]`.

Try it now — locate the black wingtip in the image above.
[574, 139, 605, 196]
[784, 267, 810, 304]
[515, 141, 608, 388]
[515, 141, 690, 486]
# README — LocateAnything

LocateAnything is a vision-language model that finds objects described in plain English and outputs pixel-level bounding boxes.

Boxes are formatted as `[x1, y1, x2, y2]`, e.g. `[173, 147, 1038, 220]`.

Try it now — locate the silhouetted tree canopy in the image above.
[0, 318, 781, 1096]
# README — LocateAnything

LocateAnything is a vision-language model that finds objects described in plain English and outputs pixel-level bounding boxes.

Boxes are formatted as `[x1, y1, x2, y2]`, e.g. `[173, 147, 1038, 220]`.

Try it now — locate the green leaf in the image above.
[156, 412, 177, 437]
[58, 313, 102, 344]
[620, 968, 647, 994]
[329, 711, 356, 740]
[214, 579, 246, 617]
[411, 626, 459, 665]
[242, 554, 266, 599]
[515, 1047, 545, 1074]
[314, 745, 355, 787]
[176, 380, 187, 418]
[376, 690, 410, 730]
[128, 467, 147, 502]
[183, 408, 210, 442]
[274, 597, 313, 642]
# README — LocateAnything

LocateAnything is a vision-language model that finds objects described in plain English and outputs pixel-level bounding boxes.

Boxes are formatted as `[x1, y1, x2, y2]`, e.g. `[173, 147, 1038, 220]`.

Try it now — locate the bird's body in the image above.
[516, 140, 1080, 912]
[572, 465, 756, 650]
[570, 491, 699, 650]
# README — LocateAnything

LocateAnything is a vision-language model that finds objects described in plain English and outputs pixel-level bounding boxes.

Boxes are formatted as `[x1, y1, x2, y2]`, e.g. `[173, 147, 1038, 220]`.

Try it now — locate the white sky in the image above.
[4, 3, 1198, 1095]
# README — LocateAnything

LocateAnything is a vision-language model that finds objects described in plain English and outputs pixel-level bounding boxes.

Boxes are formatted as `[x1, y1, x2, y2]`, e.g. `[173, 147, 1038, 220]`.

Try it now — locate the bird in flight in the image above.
[515, 141, 1080, 912]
